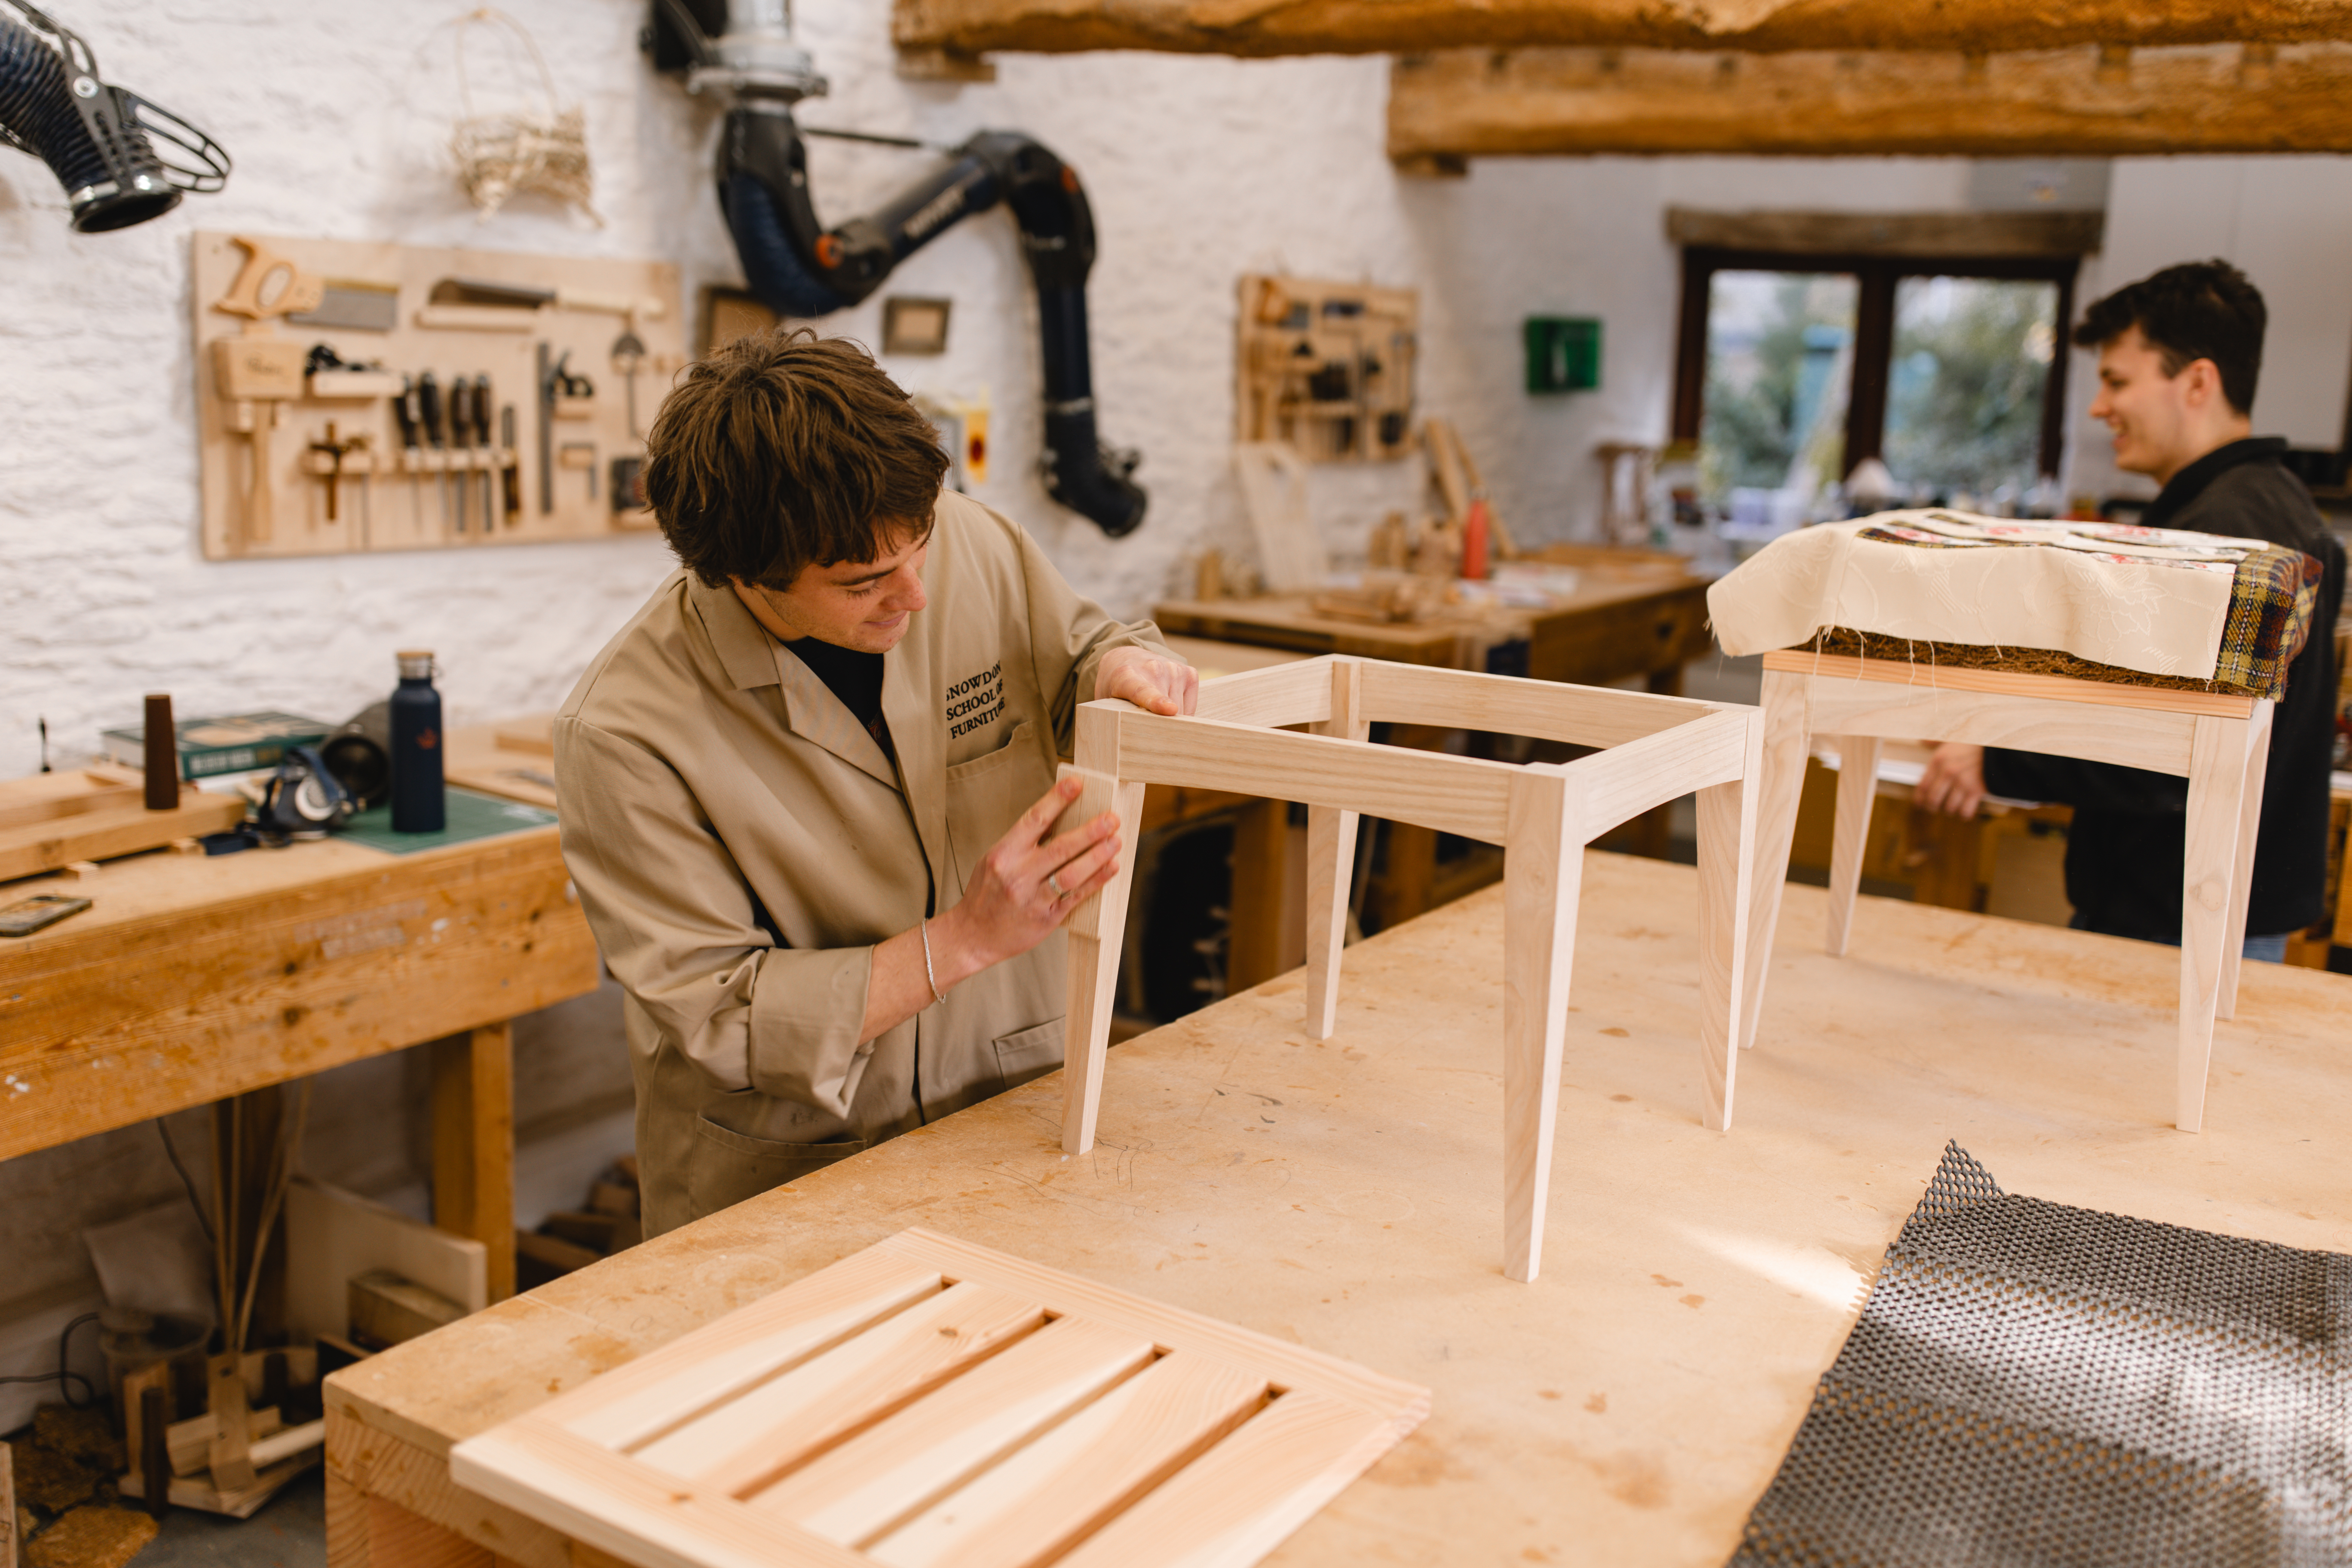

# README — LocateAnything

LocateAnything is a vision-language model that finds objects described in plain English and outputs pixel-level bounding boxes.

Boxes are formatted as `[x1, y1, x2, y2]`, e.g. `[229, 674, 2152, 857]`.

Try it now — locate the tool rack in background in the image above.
[191, 231, 684, 560]
[1234, 273, 1419, 462]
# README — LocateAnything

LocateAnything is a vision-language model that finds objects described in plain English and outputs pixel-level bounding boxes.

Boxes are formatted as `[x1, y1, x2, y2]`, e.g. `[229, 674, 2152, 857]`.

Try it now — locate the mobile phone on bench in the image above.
[0, 894, 92, 937]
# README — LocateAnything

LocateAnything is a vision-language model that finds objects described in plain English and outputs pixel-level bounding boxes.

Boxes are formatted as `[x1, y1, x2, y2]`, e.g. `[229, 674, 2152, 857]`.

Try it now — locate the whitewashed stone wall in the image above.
[3, 0, 2347, 1368]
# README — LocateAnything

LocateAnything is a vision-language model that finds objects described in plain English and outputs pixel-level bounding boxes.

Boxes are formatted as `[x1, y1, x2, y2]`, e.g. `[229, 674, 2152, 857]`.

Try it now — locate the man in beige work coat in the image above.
[554, 332, 1193, 1237]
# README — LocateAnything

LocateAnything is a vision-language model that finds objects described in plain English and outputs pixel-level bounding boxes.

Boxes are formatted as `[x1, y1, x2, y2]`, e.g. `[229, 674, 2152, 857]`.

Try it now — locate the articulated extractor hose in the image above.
[0, 2, 226, 233]
[718, 105, 1148, 538]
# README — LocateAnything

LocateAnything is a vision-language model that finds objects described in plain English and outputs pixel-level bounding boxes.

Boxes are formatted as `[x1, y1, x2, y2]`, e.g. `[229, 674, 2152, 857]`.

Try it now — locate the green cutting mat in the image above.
[340, 786, 558, 854]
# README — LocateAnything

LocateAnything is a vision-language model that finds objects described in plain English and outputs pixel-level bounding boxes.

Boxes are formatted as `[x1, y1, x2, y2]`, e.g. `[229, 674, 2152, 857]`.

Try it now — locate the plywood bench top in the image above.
[328, 854, 2352, 1566]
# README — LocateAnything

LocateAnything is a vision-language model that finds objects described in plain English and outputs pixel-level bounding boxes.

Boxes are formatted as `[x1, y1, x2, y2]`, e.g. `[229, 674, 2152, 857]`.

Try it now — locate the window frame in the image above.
[1670, 247, 2081, 486]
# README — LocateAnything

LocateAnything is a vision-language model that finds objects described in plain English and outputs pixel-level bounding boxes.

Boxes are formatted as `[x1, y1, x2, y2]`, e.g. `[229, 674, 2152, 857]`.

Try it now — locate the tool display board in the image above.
[450, 1226, 1428, 1568]
[191, 231, 684, 561]
[1235, 274, 1418, 462]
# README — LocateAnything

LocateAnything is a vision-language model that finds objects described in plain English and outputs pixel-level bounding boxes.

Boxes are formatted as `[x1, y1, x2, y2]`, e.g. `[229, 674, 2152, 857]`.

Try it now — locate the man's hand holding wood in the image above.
[858, 775, 1125, 1043]
[1094, 646, 1199, 716]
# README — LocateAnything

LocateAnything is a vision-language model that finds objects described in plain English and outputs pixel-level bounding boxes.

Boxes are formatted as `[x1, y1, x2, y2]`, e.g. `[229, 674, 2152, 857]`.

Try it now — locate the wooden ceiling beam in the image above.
[893, 0, 2352, 58]
[1387, 44, 2352, 159]
[1664, 208, 2107, 257]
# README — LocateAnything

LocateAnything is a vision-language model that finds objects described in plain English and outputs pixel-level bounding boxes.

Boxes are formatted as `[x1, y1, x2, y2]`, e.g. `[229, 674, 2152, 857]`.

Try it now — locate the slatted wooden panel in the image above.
[450, 1229, 1428, 1568]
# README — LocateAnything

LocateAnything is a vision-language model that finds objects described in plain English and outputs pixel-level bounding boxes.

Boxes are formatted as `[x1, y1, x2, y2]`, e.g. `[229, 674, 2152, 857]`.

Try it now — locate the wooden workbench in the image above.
[1153, 544, 1715, 688]
[0, 811, 599, 1301]
[322, 852, 2350, 1567]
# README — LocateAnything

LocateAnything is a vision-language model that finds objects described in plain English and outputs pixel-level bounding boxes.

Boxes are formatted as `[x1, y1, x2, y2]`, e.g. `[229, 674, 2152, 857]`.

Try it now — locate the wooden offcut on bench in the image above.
[0, 764, 245, 882]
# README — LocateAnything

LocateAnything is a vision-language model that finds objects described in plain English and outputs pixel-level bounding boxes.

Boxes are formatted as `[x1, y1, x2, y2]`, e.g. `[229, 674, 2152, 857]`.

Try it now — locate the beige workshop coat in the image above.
[552, 491, 1173, 1237]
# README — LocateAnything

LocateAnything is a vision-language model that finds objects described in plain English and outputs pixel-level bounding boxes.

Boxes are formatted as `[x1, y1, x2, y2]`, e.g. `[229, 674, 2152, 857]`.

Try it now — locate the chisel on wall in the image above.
[499, 404, 521, 527]
[450, 376, 473, 535]
[472, 375, 496, 529]
[417, 371, 448, 538]
[535, 342, 555, 516]
[394, 376, 425, 533]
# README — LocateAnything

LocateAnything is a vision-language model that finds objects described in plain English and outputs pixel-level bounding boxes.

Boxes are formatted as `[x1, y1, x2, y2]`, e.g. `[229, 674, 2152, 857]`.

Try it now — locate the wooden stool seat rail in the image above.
[1745, 650, 2272, 1133]
[1055, 655, 1766, 1283]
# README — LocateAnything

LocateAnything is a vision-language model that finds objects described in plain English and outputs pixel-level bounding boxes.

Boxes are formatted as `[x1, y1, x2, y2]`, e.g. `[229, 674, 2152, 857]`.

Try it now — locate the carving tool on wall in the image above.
[306, 420, 371, 541]
[472, 375, 497, 528]
[498, 404, 521, 526]
[535, 343, 555, 515]
[539, 348, 594, 518]
[450, 375, 473, 534]
[0, 1, 229, 233]
[394, 377, 425, 534]
[644, 0, 1145, 536]
[611, 326, 645, 439]
[416, 370, 448, 537]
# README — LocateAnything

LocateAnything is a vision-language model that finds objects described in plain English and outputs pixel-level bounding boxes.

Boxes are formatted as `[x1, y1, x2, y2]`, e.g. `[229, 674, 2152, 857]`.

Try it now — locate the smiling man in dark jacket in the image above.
[1915, 260, 2344, 958]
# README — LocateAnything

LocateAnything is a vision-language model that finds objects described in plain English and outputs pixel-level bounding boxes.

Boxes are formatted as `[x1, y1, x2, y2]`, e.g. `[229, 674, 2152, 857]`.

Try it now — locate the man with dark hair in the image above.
[554, 331, 1196, 1235]
[1917, 261, 2344, 959]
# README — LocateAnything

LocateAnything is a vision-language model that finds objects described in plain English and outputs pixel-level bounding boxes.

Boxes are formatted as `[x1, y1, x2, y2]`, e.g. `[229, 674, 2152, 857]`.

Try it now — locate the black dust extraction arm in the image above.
[0, 0, 227, 233]
[646, 0, 1146, 538]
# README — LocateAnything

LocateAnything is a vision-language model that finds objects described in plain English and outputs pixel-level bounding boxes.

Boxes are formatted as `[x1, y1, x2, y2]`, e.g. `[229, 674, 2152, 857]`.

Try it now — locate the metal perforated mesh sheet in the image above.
[1730, 1142, 2352, 1567]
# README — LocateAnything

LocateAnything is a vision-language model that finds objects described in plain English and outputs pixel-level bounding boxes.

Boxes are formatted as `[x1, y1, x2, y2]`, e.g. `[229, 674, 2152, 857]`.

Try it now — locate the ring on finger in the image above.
[1047, 871, 1067, 900]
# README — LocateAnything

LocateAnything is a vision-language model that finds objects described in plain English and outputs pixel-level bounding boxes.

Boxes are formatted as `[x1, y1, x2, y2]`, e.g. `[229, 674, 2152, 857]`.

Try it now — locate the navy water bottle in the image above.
[389, 650, 446, 833]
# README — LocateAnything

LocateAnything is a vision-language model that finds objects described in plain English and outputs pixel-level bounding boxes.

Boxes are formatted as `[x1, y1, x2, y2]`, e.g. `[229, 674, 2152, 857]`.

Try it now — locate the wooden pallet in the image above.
[450, 1227, 1427, 1568]
[1054, 655, 1764, 1282]
[0, 765, 245, 883]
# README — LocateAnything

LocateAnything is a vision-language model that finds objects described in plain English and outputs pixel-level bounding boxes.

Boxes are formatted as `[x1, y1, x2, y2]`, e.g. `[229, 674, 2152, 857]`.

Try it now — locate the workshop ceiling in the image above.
[893, 0, 2352, 58]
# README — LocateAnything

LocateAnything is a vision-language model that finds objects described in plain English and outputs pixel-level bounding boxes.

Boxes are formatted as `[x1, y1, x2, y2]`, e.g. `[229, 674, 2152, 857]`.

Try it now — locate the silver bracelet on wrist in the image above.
[919, 919, 947, 1008]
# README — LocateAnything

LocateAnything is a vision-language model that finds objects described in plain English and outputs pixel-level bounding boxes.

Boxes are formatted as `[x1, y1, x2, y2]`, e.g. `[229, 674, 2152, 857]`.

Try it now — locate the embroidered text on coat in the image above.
[946, 661, 1005, 738]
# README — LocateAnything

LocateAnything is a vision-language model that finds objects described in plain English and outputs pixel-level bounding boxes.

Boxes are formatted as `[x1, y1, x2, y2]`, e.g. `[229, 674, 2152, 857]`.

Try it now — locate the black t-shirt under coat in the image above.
[784, 635, 891, 758]
[1981, 438, 2344, 940]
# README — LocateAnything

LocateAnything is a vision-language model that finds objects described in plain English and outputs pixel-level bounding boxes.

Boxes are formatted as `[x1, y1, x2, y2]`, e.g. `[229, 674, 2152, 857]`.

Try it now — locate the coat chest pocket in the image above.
[942, 719, 1054, 900]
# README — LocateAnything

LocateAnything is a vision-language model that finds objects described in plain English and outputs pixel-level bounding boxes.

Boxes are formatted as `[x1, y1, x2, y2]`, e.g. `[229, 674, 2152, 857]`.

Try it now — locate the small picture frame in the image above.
[882, 296, 952, 355]
[700, 286, 778, 355]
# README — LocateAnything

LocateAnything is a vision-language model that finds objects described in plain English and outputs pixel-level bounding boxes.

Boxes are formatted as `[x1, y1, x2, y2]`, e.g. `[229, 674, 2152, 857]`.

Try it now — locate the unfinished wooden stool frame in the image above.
[1740, 650, 2273, 1132]
[1056, 655, 1766, 1283]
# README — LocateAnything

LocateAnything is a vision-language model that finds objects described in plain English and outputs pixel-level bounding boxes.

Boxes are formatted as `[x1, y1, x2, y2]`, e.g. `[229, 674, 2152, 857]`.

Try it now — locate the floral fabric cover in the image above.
[1705, 510, 2320, 694]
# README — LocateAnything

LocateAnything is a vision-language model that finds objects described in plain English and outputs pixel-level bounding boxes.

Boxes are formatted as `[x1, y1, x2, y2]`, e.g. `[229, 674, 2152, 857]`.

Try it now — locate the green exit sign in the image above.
[1525, 316, 1601, 393]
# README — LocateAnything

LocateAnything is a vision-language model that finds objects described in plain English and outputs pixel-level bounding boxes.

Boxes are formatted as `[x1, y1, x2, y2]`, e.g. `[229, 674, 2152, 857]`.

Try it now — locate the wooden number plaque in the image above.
[451, 1227, 1429, 1568]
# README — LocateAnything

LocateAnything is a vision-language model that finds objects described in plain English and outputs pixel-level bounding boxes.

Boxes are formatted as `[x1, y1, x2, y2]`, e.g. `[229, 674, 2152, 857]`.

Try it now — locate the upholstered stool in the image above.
[1709, 509, 2324, 1133]
[1739, 651, 2270, 1131]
